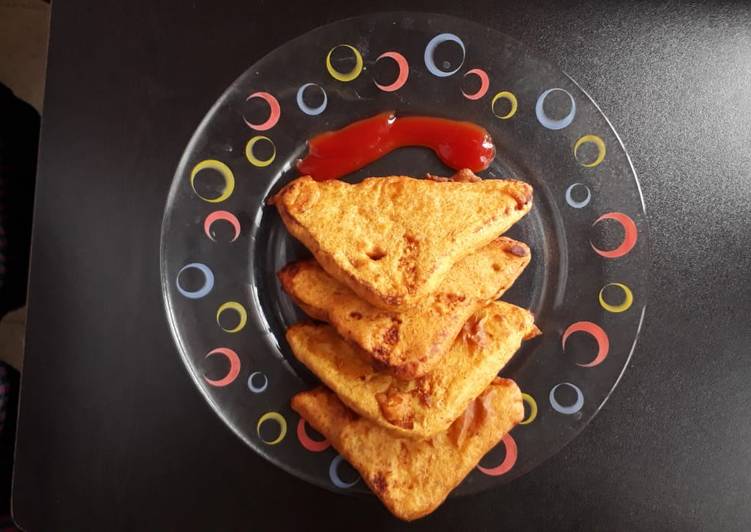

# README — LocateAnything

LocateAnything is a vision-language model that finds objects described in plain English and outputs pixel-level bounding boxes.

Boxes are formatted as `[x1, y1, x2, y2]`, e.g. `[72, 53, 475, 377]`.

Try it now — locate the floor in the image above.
[0, 0, 50, 370]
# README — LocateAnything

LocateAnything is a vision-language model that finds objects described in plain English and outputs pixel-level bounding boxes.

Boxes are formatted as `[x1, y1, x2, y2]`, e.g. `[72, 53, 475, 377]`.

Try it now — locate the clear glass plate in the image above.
[160, 12, 648, 496]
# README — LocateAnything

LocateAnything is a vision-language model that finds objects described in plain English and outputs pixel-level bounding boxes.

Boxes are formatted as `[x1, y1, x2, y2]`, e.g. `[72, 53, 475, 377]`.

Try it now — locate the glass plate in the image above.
[160, 12, 648, 496]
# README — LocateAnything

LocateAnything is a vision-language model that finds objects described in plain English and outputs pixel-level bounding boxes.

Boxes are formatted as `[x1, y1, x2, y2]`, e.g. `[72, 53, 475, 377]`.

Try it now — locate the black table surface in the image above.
[12, 1, 751, 530]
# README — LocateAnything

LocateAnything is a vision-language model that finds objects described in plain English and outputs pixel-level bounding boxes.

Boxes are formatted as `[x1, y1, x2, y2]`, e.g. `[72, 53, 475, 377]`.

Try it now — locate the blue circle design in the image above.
[329, 454, 360, 488]
[296, 83, 328, 116]
[247, 371, 269, 393]
[424, 33, 465, 77]
[549, 383, 584, 415]
[176, 263, 214, 299]
[535, 88, 576, 130]
[565, 183, 592, 208]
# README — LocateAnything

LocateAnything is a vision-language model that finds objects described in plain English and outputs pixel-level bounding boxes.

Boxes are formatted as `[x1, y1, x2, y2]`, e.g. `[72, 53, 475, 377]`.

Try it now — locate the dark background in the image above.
[13, 0, 751, 530]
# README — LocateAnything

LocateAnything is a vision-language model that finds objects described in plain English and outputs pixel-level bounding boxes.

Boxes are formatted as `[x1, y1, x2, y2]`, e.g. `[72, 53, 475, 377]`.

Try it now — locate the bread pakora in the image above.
[291, 378, 524, 521]
[270, 172, 533, 310]
[278, 237, 530, 379]
[285, 301, 538, 438]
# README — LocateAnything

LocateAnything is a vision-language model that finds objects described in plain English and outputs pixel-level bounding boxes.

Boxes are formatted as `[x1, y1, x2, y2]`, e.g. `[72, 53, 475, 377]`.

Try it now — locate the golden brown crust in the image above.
[291, 378, 524, 521]
[272, 174, 533, 310]
[280, 171, 537, 520]
[278, 237, 530, 378]
[285, 301, 539, 439]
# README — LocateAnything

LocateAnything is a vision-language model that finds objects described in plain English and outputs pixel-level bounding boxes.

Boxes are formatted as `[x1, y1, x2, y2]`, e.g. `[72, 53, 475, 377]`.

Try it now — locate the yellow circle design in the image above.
[190, 159, 235, 203]
[491, 91, 518, 120]
[598, 283, 634, 313]
[245, 136, 276, 168]
[574, 134, 606, 168]
[520, 393, 538, 425]
[256, 412, 287, 445]
[215, 301, 248, 333]
[326, 44, 364, 82]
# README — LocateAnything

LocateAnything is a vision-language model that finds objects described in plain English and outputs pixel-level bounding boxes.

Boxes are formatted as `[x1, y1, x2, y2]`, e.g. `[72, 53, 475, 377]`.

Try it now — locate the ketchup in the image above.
[297, 112, 496, 180]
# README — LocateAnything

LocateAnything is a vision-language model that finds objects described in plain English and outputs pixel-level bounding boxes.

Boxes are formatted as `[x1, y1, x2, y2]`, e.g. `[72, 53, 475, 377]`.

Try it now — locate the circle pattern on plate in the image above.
[535, 88, 576, 130]
[243, 92, 281, 131]
[257, 412, 287, 445]
[245, 136, 276, 167]
[491, 91, 518, 120]
[215, 301, 247, 333]
[326, 44, 363, 82]
[296, 83, 328, 116]
[374, 52, 409, 92]
[176, 263, 214, 299]
[161, 13, 647, 497]
[204, 211, 241, 242]
[424, 33, 466, 77]
[190, 160, 235, 203]
[297, 418, 331, 452]
[462, 68, 489, 100]
[203, 348, 241, 387]
[247, 371, 269, 393]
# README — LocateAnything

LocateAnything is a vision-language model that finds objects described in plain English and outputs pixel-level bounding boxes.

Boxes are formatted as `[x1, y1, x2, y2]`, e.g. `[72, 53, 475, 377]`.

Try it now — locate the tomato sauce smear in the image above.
[296, 111, 496, 180]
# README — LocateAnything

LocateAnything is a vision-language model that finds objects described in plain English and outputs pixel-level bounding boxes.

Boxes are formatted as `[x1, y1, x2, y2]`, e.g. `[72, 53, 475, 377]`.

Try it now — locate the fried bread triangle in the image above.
[291, 378, 523, 521]
[271, 172, 533, 310]
[285, 301, 538, 439]
[278, 237, 530, 378]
